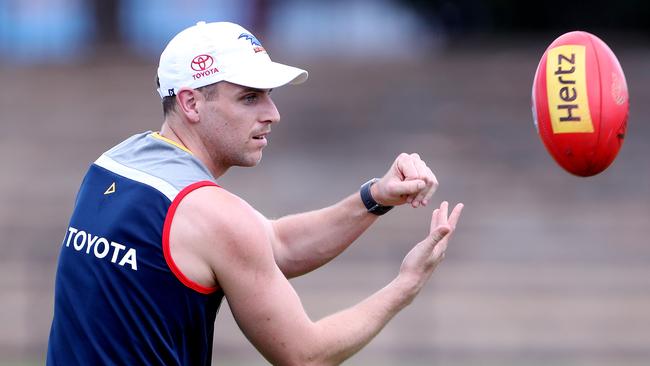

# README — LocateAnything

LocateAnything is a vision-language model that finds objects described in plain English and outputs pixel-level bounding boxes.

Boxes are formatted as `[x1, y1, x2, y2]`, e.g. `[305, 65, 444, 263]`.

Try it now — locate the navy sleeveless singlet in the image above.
[47, 131, 224, 365]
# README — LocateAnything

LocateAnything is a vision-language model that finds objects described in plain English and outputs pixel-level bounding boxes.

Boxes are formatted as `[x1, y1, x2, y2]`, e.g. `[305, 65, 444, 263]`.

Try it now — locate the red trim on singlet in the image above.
[163, 180, 221, 294]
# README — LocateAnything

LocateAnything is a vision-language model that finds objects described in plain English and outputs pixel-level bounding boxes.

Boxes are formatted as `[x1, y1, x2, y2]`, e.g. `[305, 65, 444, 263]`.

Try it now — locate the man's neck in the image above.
[159, 121, 227, 179]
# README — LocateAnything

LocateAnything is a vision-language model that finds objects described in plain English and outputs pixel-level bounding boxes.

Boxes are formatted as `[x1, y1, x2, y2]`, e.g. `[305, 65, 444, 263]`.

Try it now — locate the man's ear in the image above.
[176, 87, 201, 123]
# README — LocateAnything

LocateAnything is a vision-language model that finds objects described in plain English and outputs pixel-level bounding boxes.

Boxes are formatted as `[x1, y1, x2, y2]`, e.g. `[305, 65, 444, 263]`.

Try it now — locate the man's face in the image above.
[197, 81, 280, 169]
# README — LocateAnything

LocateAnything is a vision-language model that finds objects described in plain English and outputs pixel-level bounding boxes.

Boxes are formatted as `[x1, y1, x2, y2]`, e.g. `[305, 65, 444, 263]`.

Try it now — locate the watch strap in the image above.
[360, 178, 394, 216]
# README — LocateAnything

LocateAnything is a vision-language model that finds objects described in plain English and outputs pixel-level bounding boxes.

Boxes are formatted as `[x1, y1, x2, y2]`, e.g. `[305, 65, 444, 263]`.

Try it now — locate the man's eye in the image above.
[244, 94, 258, 103]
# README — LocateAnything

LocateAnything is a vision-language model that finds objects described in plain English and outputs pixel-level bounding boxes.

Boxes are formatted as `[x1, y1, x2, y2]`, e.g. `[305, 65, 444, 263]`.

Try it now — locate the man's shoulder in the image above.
[172, 185, 272, 270]
[175, 185, 265, 237]
[96, 131, 217, 198]
[104, 131, 152, 155]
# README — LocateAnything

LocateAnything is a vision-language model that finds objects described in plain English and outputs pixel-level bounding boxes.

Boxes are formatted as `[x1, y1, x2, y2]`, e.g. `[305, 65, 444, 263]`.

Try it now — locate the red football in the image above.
[532, 31, 629, 177]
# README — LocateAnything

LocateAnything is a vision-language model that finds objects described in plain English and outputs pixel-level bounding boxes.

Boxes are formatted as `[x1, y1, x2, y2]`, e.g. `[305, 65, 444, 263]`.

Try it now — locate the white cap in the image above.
[157, 21, 308, 98]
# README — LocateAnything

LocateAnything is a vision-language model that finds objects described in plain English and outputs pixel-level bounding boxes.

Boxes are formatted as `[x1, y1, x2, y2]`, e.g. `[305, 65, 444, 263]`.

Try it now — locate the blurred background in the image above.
[1, 0, 649, 365]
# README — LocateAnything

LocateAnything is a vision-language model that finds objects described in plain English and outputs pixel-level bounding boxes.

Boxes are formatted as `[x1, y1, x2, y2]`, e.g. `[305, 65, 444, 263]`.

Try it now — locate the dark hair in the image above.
[156, 76, 218, 118]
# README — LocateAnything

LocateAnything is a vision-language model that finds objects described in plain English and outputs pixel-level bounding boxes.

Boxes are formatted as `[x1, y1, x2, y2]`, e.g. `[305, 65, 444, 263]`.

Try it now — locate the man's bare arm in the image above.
[171, 186, 462, 365]
[266, 192, 376, 278]
[270, 153, 439, 278]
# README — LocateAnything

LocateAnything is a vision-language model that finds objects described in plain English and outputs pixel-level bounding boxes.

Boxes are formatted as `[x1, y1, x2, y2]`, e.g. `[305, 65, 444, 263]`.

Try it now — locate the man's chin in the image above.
[239, 153, 263, 168]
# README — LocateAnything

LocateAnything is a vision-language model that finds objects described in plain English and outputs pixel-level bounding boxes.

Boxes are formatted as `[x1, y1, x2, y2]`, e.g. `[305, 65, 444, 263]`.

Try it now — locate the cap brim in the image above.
[225, 61, 308, 90]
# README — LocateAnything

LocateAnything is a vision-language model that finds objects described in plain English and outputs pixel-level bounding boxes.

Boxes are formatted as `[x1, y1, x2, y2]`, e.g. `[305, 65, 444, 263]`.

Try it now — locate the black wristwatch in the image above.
[360, 178, 394, 216]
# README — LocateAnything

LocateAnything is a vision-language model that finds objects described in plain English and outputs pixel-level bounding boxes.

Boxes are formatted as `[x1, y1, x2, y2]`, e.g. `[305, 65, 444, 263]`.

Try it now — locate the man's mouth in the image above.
[252, 132, 269, 140]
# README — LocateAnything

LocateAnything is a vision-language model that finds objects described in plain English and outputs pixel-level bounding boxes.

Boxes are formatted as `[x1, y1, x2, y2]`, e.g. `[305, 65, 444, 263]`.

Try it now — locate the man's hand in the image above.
[371, 153, 438, 208]
[397, 201, 464, 301]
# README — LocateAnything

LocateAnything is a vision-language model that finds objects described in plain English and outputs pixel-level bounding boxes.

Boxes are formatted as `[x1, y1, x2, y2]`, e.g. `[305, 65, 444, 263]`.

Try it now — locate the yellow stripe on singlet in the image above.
[150, 132, 193, 155]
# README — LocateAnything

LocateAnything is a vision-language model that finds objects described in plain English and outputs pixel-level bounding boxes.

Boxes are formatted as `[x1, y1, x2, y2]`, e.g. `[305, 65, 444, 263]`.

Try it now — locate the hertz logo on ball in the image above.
[532, 31, 629, 177]
[545, 45, 594, 134]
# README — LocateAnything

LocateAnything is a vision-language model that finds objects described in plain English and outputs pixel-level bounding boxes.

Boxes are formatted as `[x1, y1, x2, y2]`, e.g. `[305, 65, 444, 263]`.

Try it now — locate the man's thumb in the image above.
[393, 179, 425, 196]
[430, 225, 451, 244]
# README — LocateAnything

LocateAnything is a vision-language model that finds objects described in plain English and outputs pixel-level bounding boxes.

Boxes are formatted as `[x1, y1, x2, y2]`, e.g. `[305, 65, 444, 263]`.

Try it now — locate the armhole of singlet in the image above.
[163, 180, 221, 295]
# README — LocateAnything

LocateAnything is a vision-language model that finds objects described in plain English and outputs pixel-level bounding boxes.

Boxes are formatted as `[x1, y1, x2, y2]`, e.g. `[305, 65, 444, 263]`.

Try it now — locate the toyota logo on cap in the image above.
[191, 54, 214, 71]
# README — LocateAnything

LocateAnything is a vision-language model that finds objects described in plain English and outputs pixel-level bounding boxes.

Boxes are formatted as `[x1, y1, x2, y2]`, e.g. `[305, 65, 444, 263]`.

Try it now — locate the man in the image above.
[47, 21, 463, 365]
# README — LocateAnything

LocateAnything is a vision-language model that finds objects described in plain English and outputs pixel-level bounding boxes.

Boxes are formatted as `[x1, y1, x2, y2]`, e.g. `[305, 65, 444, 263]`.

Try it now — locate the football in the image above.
[531, 31, 629, 177]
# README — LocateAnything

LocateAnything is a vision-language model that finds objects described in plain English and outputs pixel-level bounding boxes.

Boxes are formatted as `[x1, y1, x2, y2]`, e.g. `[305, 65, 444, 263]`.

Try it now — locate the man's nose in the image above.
[262, 96, 281, 124]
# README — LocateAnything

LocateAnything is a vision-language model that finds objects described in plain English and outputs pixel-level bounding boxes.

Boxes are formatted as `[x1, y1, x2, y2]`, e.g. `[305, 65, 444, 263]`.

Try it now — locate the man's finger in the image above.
[448, 203, 464, 229]
[396, 154, 419, 180]
[390, 179, 425, 196]
[440, 201, 449, 227]
[429, 208, 440, 233]
[429, 225, 450, 246]
[410, 159, 426, 207]
[421, 167, 438, 206]
[411, 160, 434, 207]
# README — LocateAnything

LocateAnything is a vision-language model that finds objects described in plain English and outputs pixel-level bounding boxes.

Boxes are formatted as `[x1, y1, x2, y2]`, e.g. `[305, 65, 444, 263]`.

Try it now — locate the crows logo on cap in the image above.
[238, 33, 266, 54]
